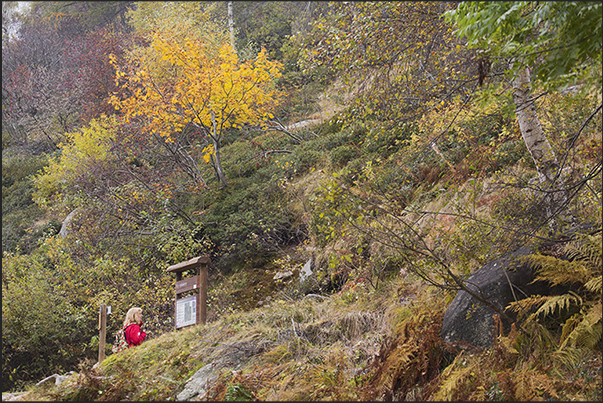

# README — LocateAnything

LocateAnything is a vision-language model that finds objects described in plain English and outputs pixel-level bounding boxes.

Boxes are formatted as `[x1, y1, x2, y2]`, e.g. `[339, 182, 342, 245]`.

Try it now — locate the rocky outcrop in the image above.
[59, 209, 78, 238]
[440, 244, 560, 352]
[177, 341, 270, 401]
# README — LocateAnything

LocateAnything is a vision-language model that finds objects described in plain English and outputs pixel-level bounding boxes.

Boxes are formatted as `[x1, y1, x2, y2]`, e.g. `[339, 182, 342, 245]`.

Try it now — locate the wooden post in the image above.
[199, 265, 207, 324]
[174, 271, 182, 330]
[98, 304, 107, 363]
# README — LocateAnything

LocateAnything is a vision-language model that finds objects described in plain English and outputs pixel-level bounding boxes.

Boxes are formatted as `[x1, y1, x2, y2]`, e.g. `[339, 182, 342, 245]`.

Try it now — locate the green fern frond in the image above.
[564, 234, 602, 270]
[559, 313, 583, 345]
[559, 301, 602, 350]
[524, 234, 602, 288]
[506, 295, 548, 318]
[575, 322, 602, 349]
[527, 254, 591, 286]
[585, 300, 602, 325]
[532, 292, 582, 318]
[561, 320, 602, 350]
[552, 347, 584, 371]
[584, 275, 602, 295]
[514, 234, 601, 355]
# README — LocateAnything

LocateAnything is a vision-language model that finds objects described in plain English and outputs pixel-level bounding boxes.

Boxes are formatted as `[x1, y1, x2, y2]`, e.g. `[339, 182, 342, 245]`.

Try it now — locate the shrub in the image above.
[490, 140, 531, 171]
[201, 174, 303, 273]
[2, 251, 86, 392]
[329, 144, 359, 167]
[292, 148, 323, 175]
[1, 154, 49, 190]
[2, 178, 36, 215]
[360, 124, 414, 158]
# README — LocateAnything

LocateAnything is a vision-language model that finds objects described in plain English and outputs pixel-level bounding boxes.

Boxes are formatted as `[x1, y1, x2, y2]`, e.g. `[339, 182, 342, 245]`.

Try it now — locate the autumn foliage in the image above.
[109, 26, 283, 187]
[2, 1, 601, 399]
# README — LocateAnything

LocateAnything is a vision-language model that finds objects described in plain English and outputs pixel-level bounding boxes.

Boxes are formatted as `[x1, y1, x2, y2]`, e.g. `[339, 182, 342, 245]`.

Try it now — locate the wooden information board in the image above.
[167, 256, 210, 329]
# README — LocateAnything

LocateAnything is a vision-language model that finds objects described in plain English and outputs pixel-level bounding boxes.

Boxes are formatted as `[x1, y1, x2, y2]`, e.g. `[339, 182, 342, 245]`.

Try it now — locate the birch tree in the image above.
[228, 1, 235, 54]
[446, 1, 602, 229]
[299, 1, 472, 126]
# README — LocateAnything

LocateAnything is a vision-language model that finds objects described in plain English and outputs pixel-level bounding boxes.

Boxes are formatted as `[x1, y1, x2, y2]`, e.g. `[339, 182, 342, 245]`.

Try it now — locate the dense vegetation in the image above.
[2, 1, 601, 400]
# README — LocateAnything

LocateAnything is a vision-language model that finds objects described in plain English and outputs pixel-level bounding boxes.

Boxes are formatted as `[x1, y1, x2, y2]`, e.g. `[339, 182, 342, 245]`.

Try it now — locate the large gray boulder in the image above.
[440, 244, 557, 352]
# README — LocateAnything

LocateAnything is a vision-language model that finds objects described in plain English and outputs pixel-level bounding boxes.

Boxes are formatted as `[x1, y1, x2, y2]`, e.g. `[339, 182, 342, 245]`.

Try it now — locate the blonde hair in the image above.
[123, 307, 143, 327]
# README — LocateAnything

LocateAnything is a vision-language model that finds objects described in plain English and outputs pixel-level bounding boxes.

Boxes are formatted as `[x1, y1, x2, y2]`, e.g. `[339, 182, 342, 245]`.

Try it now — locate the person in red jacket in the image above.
[122, 307, 147, 348]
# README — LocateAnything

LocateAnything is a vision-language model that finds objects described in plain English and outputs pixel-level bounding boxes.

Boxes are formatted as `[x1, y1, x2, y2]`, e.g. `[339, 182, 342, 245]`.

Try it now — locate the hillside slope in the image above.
[7, 120, 602, 399]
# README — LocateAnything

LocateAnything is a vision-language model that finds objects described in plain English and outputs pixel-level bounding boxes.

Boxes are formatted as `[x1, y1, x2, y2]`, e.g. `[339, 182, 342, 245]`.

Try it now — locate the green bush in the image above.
[313, 129, 357, 152]
[491, 139, 531, 170]
[2, 252, 87, 392]
[2, 204, 50, 253]
[338, 158, 366, 186]
[201, 171, 303, 272]
[2, 154, 49, 189]
[329, 144, 360, 167]
[2, 178, 36, 215]
[360, 124, 413, 158]
[293, 148, 323, 175]
[2, 153, 51, 253]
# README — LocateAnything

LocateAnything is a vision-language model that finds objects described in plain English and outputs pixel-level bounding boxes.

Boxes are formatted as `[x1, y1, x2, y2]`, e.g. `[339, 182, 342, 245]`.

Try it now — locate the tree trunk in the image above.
[212, 137, 228, 188]
[512, 65, 571, 230]
[512, 66, 559, 184]
[210, 111, 228, 188]
[228, 2, 236, 55]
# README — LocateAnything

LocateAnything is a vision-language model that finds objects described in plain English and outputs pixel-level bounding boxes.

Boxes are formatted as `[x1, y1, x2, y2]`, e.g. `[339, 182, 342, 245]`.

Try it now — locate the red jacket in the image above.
[124, 323, 147, 347]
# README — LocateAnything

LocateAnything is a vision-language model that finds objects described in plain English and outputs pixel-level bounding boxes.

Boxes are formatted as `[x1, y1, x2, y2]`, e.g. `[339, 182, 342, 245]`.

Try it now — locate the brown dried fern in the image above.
[360, 309, 444, 400]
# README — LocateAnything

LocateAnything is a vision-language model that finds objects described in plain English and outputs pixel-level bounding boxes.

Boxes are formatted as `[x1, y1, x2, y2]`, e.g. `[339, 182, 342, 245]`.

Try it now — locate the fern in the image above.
[431, 358, 473, 401]
[564, 234, 602, 270]
[362, 305, 444, 400]
[559, 313, 584, 345]
[515, 233, 602, 352]
[551, 347, 585, 373]
[532, 292, 582, 318]
[559, 301, 602, 349]
[526, 254, 591, 286]
[513, 370, 559, 401]
[507, 294, 549, 319]
[584, 275, 602, 294]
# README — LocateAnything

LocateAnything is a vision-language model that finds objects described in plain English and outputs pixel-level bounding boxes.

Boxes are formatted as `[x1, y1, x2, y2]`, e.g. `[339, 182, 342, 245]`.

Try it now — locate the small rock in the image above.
[300, 258, 313, 283]
[273, 270, 293, 281]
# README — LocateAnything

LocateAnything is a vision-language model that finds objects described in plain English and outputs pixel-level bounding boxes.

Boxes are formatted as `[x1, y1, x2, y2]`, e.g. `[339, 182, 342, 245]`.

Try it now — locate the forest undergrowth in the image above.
[6, 88, 602, 399]
[3, 2, 601, 401]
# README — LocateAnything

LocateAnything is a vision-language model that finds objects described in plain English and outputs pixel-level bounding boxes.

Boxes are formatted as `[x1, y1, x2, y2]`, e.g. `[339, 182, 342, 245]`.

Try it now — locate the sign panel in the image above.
[175, 276, 199, 294]
[175, 295, 197, 328]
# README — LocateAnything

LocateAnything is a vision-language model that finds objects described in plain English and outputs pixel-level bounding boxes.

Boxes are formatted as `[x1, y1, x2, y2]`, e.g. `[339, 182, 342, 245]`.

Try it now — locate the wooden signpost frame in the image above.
[167, 256, 210, 329]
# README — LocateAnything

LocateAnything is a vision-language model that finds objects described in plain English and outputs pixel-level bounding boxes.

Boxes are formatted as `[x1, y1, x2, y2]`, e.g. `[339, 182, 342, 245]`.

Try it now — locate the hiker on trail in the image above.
[123, 307, 147, 348]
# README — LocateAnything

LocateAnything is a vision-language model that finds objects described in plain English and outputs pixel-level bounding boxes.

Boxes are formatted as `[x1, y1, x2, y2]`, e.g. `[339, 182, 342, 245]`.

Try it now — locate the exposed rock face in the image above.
[177, 341, 269, 401]
[440, 244, 557, 352]
[300, 258, 313, 282]
[59, 209, 78, 237]
[177, 361, 220, 401]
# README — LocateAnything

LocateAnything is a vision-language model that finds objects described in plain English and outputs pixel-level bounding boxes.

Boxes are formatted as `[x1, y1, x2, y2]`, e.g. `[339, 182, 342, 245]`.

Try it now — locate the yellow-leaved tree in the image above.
[109, 19, 283, 188]
[33, 115, 118, 212]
